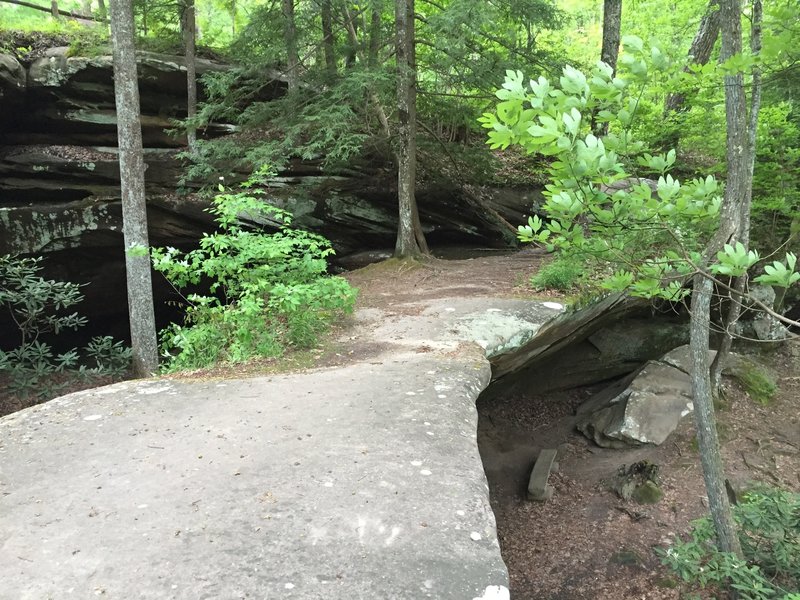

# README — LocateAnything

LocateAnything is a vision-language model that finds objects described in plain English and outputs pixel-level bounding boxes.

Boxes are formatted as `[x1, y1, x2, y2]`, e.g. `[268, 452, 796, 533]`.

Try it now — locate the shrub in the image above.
[659, 486, 800, 600]
[0, 255, 131, 398]
[151, 171, 357, 371]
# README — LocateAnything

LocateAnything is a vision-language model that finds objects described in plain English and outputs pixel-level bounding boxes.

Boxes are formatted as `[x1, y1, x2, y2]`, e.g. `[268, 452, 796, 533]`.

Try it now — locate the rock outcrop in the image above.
[0, 47, 542, 343]
[486, 294, 689, 395]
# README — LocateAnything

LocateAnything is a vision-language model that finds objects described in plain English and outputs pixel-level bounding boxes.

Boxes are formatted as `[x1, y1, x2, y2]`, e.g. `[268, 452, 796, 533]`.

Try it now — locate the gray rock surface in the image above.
[1, 296, 561, 599]
[733, 285, 790, 343]
[576, 345, 715, 448]
[0, 54, 25, 99]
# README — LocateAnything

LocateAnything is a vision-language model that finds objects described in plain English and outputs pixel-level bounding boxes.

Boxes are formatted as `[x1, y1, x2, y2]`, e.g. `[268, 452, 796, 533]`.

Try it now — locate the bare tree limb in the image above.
[0, 0, 104, 21]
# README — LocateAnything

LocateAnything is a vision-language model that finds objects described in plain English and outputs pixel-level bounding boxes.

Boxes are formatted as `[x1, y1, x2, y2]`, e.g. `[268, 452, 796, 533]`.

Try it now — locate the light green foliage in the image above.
[660, 487, 799, 599]
[65, 23, 110, 57]
[151, 170, 357, 371]
[754, 253, 800, 289]
[0, 255, 131, 398]
[480, 39, 723, 300]
[481, 38, 800, 305]
[752, 103, 800, 253]
[711, 243, 760, 277]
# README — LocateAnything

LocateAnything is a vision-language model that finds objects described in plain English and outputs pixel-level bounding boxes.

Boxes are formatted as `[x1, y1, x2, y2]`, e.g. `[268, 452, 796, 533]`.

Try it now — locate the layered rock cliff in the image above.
[0, 46, 540, 343]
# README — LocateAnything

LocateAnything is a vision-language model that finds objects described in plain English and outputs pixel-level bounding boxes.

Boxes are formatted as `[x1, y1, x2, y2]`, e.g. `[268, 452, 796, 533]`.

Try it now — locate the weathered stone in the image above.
[731, 285, 790, 343]
[577, 362, 692, 448]
[0, 295, 565, 598]
[576, 345, 730, 448]
[487, 307, 688, 396]
[527, 448, 559, 502]
[0, 54, 25, 99]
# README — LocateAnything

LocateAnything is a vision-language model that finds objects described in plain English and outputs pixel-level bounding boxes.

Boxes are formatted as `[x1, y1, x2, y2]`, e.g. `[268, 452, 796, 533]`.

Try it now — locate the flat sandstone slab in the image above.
[1, 297, 561, 599]
[1, 357, 508, 599]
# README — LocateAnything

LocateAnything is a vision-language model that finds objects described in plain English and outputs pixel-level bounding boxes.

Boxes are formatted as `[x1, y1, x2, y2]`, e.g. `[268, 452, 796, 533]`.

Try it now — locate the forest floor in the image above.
[2, 248, 798, 599]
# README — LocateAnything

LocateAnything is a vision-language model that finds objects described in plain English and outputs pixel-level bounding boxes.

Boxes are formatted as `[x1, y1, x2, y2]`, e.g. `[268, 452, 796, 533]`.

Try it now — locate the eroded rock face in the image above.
[0, 47, 542, 344]
[10, 47, 235, 146]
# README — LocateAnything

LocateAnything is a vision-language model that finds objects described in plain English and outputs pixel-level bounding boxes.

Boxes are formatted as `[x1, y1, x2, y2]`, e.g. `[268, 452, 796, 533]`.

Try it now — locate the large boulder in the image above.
[576, 345, 724, 448]
[733, 285, 790, 343]
[0, 54, 25, 100]
[486, 293, 688, 397]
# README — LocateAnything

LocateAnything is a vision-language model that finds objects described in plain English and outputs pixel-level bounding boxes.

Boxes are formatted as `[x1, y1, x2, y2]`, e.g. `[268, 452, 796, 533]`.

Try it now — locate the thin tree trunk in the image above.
[282, 0, 300, 92]
[50, 0, 59, 18]
[181, 0, 197, 151]
[108, 0, 159, 377]
[394, 0, 428, 257]
[710, 0, 762, 389]
[97, 0, 106, 19]
[593, 0, 621, 135]
[666, 0, 721, 113]
[342, 4, 359, 68]
[600, 0, 622, 72]
[368, 0, 382, 67]
[688, 0, 747, 560]
[689, 274, 743, 556]
[321, 0, 337, 78]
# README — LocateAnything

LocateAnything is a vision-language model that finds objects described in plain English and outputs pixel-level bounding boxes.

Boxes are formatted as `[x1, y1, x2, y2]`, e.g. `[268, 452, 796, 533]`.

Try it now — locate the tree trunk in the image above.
[600, 0, 622, 72]
[181, 0, 197, 151]
[342, 4, 359, 68]
[665, 0, 721, 113]
[394, 0, 428, 257]
[689, 0, 748, 560]
[108, 0, 159, 377]
[689, 274, 743, 556]
[321, 0, 336, 78]
[593, 0, 621, 135]
[282, 0, 300, 92]
[50, 0, 59, 18]
[711, 0, 762, 389]
[97, 0, 106, 19]
[368, 0, 382, 68]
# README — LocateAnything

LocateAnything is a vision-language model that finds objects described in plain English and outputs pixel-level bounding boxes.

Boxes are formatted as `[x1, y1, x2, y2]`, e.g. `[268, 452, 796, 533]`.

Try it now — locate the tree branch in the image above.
[0, 0, 104, 21]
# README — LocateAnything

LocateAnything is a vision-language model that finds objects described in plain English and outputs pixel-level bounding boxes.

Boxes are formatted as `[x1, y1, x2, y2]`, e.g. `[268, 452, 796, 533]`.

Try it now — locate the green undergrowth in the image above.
[659, 486, 800, 600]
[0, 254, 131, 401]
[152, 169, 356, 373]
[530, 255, 586, 292]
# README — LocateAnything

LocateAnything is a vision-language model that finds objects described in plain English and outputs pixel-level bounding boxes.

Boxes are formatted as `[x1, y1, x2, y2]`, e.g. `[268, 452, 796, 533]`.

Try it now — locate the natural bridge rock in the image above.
[0, 294, 564, 598]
